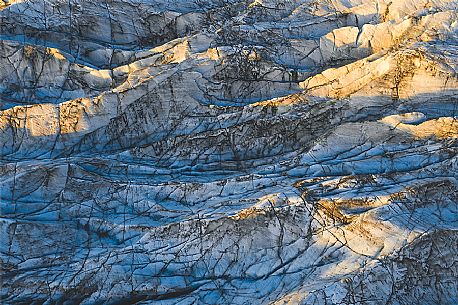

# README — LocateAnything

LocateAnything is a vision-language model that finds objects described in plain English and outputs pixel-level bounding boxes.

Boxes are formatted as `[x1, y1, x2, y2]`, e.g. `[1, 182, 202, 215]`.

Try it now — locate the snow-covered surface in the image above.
[1, 0, 457, 304]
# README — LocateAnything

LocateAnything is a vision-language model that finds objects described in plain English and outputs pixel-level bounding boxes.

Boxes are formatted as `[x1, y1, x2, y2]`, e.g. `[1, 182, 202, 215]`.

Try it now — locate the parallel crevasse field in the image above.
[1, 0, 457, 303]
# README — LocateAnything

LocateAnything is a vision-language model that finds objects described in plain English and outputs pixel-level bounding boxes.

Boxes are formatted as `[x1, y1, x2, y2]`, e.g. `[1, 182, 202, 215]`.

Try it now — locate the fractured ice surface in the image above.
[1, 0, 457, 304]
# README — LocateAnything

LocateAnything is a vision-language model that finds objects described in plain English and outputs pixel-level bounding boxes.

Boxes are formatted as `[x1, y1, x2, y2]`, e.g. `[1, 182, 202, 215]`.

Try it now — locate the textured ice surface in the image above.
[1, 0, 457, 304]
